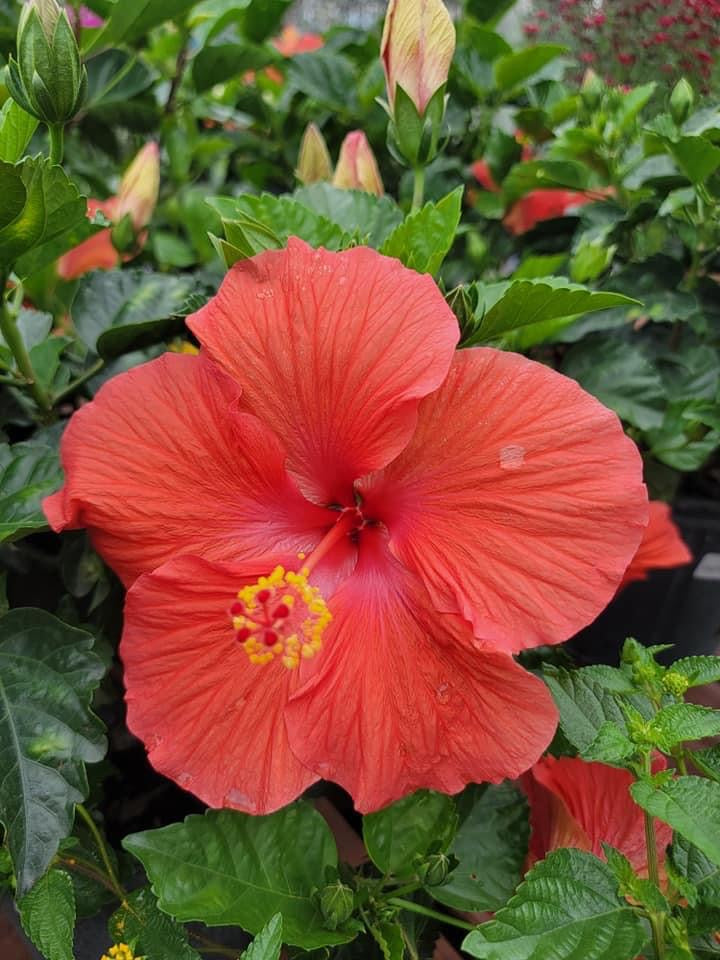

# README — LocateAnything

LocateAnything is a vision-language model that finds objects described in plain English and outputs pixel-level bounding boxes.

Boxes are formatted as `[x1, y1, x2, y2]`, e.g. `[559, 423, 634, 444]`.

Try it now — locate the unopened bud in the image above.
[669, 78, 694, 126]
[296, 122, 333, 184]
[116, 142, 160, 231]
[421, 852, 450, 886]
[661, 670, 689, 698]
[319, 881, 354, 929]
[580, 69, 604, 110]
[332, 131, 384, 195]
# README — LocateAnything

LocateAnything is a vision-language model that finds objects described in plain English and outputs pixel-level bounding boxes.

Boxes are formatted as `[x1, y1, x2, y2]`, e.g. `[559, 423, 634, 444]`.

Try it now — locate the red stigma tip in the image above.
[230, 601, 244, 616]
[236, 627, 251, 642]
[257, 589, 271, 604]
[272, 603, 290, 620]
[263, 629, 279, 646]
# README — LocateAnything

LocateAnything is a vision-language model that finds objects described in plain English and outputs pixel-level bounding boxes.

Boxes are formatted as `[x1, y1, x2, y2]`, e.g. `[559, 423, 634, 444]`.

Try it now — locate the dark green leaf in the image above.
[693, 746, 720, 784]
[502, 160, 590, 201]
[583, 722, 636, 765]
[671, 834, 720, 906]
[0, 609, 106, 893]
[124, 804, 358, 950]
[293, 183, 403, 248]
[85, 48, 155, 109]
[465, 0, 517, 26]
[631, 776, 720, 866]
[543, 665, 636, 754]
[363, 790, 458, 878]
[287, 49, 358, 113]
[193, 42, 276, 92]
[109, 887, 200, 960]
[433, 783, 528, 912]
[0, 100, 38, 163]
[370, 920, 405, 960]
[462, 849, 648, 960]
[241, 913, 283, 960]
[380, 187, 462, 275]
[19, 868, 75, 960]
[86, 0, 198, 52]
[0, 438, 63, 543]
[493, 45, 566, 92]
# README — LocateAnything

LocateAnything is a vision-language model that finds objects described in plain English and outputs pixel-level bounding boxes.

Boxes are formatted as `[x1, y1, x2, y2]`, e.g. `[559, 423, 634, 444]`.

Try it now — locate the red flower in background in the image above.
[522, 755, 672, 876]
[273, 24, 324, 57]
[45, 240, 647, 814]
[620, 500, 692, 588]
[502, 188, 613, 235]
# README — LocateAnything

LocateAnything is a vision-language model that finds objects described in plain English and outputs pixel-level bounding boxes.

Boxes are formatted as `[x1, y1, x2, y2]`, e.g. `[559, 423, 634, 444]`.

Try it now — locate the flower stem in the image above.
[49, 124, 65, 164]
[57, 855, 119, 897]
[75, 803, 125, 902]
[387, 897, 476, 931]
[0, 283, 52, 415]
[641, 752, 666, 959]
[411, 167, 425, 212]
[53, 357, 105, 403]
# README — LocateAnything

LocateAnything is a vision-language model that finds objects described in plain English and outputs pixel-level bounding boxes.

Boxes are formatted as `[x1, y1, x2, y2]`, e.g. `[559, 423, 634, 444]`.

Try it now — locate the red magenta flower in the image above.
[620, 500, 692, 588]
[502, 188, 612, 235]
[522, 756, 672, 877]
[44, 240, 647, 813]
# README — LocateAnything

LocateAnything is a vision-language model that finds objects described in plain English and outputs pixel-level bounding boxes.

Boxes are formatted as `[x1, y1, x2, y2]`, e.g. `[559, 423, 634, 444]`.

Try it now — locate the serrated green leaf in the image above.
[671, 834, 720, 906]
[0, 609, 106, 893]
[462, 849, 648, 960]
[71, 269, 197, 360]
[0, 438, 63, 543]
[583, 722, 636, 765]
[632, 776, 720, 866]
[0, 100, 38, 163]
[109, 887, 200, 960]
[19, 868, 75, 960]
[370, 920, 405, 960]
[693, 746, 720, 784]
[241, 913, 283, 960]
[649, 704, 720, 751]
[542, 665, 636, 753]
[293, 183, 403, 248]
[493, 45, 566, 92]
[670, 136, 720, 184]
[363, 790, 458, 879]
[124, 804, 358, 950]
[380, 187, 462, 275]
[672, 656, 720, 688]
[432, 783, 528, 912]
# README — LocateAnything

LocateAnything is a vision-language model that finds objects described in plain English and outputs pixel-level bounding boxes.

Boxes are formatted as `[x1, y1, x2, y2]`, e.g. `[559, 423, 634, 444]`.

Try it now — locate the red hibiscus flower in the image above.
[620, 500, 692, 588]
[522, 755, 672, 877]
[44, 240, 647, 814]
[503, 188, 613, 235]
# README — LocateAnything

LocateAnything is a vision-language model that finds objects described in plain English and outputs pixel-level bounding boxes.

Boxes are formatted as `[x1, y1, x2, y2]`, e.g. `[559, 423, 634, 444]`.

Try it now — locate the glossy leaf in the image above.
[433, 783, 529, 912]
[0, 609, 106, 893]
[494, 45, 566, 92]
[0, 100, 38, 163]
[19, 868, 75, 960]
[502, 160, 590, 201]
[380, 187, 462, 275]
[0, 438, 63, 543]
[124, 804, 358, 950]
[86, 0, 198, 51]
[693, 746, 720, 784]
[670, 136, 720, 184]
[363, 790, 458, 878]
[109, 887, 200, 960]
[631, 776, 720, 866]
[287, 49, 358, 113]
[241, 914, 283, 960]
[462, 849, 648, 960]
[293, 183, 403, 248]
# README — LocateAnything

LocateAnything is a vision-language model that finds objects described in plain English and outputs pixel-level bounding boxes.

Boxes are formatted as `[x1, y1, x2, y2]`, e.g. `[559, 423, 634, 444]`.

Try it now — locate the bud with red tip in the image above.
[332, 131, 384, 195]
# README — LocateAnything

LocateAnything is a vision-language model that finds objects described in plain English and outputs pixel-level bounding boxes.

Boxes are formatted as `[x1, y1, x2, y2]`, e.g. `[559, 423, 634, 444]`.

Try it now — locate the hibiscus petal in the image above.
[360, 348, 648, 652]
[122, 554, 318, 813]
[621, 500, 692, 587]
[285, 531, 558, 813]
[43, 352, 333, 585]
[187, 239, 458, 504]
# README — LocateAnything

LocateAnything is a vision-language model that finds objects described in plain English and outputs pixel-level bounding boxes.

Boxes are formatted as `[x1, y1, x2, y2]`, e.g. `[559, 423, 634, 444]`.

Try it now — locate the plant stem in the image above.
[388, 880, 422, 898]
[53, 357, 105, 403]
[188, 932, 241, 958]
[641, 751, 666, 959]
[0, 284, 52, 414]
[58, 855, 119, 896]
[165, 27, 190, 115]
[49, 124, 65, 164]
[76, 803, 125, 902]
[387, 898, 476, 932]
[411, 167, 425, 212]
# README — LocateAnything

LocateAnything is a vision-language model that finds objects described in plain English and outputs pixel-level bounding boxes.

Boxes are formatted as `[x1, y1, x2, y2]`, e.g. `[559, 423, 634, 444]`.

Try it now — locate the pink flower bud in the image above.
[380, 0, 455, 114]
[332, 131, 384, 195]
[296, 123, 333, 184]
[116, 142, 160, 230]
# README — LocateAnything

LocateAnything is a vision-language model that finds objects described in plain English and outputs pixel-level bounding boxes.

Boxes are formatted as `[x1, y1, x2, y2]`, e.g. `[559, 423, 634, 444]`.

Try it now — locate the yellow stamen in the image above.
[101, 945, 137, 960]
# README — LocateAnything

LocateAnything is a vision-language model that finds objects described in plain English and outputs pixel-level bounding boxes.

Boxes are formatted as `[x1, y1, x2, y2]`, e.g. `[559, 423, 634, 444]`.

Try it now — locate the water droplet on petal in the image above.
[436, 682, 450, 704]
[225, 788, 255, 811]
[177, 772, 194, 788]
[499, 444, 525, 470]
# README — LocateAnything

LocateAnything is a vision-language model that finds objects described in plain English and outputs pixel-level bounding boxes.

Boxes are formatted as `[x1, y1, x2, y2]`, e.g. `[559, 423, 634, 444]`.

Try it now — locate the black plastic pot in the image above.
[569, 496, 720, 666]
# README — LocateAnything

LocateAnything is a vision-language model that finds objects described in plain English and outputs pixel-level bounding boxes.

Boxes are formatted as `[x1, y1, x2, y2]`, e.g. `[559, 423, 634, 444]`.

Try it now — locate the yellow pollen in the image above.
[230, 565, 331, 670]
[101, 946, 137, 960]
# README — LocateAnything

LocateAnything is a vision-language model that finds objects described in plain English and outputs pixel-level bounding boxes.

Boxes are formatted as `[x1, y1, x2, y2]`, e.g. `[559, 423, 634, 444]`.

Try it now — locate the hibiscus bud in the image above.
[7, 0, 87, 125]
[580, 69, 604, 110]
[380, 0, 455, 167]
[419, 852, 450, 886]
[319, 881, 354, 929]
[669, 77, 694, 126]
[296, 122, 333, 184]
[116, 142, 160, 231]
[332, 131, 384, 195]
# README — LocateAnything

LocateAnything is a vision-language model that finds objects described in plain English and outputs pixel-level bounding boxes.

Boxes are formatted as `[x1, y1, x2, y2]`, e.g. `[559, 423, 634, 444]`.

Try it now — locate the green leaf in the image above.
[670, 136, 720, 184]
[0, 609, 106, 893]
[0, 438, 63, 543]
[494, 45, 566, 92]
[109, 887, 200, 960]
[293, 183, 403, 248]
[671, 834, 720, 906]
[370, 920, 405, 960]
[19, 868, 75, 960]
[649, 704, 720, 751]
[563, 338, 665, 430]
[287, 49, 358, 113]
[502, 160, 590, 201]
[631, 776, 720, 866]
[513, 253, 567, 279]
[86, 0, 198, 52]
[380, 187, 462, 275]
[124, 804, 358, 950]
[85, 48, 155, 110]
[463, 278, 637, 347]
[0, 100, 38, 163]
[462, 849, 648, 960]
[465, 0, 517, 26]
[433, 783, 529, 912]
[71, 269, 197, 360]
[363, 790, 457, 878]
[543, 665, 637, 754]
[583, 722, 636, 765]
[693, 746, 720, 784]
[672, 656, 720, 688]
[193, 41, 276, 92]
[241, 913, 283, 960]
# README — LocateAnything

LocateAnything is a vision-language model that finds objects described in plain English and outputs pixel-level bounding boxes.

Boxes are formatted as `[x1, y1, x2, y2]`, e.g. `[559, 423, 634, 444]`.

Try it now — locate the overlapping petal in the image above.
[187, 238, 459, 504]
[285, 530, 558, 812]
[44, 352, 333, 585]
[621, 500, 692, 587]
[122, 554, 318, 813]
[360, 348, 648, 652]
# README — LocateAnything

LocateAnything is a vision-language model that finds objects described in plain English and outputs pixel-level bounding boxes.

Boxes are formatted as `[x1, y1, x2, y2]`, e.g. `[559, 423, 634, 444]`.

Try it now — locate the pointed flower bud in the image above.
[319, 881, 354, 930]
[380, 0, 455, 115]
[669, 78, 694, 126]
[116, 142, 160, 230]
[332, 131, 384, 195]
[296, 123, 333, 184]
[7, 0, 87, 125]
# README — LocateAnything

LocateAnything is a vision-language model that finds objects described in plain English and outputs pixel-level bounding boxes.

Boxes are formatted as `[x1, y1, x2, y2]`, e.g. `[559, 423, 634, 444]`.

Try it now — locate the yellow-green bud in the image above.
[319, 881, 354, 930]
[661, 670, 690, 698]
[669, 78, 694, 126]
[580, 69, 604, 110]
